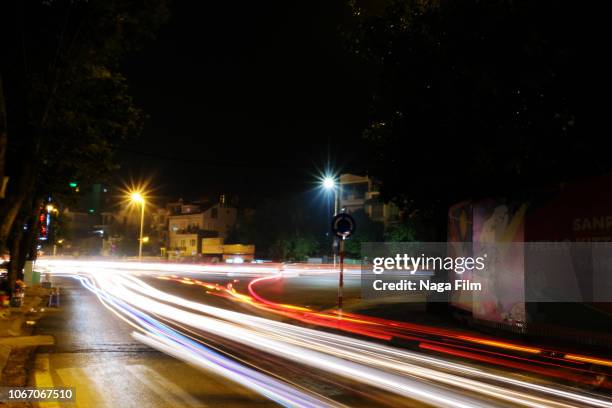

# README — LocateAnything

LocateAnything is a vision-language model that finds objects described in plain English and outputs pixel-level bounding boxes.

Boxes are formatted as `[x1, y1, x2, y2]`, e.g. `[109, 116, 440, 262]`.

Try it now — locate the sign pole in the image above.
[333, 189, 338, 269]
[338, 237, 345, 312]
[331, 212, 355, 316]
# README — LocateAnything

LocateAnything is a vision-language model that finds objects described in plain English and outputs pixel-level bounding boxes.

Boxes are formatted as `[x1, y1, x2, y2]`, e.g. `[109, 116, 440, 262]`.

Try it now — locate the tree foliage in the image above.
[269, 233, 319, 262]
[228, 197, 325, 261]
[0, 0, 168, 290]
[344, 0, 607, 233]
[343, 209, 383, 258]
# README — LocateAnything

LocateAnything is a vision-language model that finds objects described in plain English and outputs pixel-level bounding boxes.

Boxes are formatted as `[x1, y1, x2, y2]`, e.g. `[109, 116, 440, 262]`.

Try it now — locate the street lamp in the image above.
[322, 176, 334, 190]
[322, 176, 340, 269]
[130, 191, 145, 261]
[322, 177, 338, 216]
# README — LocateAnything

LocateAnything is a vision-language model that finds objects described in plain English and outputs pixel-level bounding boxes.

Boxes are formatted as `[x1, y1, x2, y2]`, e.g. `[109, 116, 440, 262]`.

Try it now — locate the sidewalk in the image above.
[0, 285, 54, 408]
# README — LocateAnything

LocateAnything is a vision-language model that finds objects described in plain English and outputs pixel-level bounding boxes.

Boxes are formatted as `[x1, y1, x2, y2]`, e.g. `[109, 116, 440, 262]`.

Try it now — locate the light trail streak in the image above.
[37, 259, 612, 407]
[245, 266, 612, 375]
[152, 266, 612, 386]
[114, 273, 612, 408]
[60, 272, 342, 408]
[97, 273, 487, 407]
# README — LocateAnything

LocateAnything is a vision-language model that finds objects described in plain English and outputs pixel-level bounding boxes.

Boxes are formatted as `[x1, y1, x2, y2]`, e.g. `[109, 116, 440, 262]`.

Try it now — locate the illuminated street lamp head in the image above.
[322, 177, 335, 190]
[130, 191, 145, 204]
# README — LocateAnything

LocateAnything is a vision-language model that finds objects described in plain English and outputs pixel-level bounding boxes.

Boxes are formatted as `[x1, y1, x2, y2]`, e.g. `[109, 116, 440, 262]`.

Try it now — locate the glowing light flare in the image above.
[322, 177, 335, 190]
[130, 191, 145, 203]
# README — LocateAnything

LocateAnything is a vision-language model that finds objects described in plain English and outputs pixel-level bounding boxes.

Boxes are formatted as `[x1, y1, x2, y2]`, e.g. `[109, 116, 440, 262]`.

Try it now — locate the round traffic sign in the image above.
[332, 213, 356, 239]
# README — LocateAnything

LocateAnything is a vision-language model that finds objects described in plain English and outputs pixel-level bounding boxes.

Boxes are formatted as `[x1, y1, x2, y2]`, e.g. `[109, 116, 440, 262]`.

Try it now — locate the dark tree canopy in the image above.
[228, 197, 324, 261]
[345, 0, 609, 217]
[0, 0, 169, 290]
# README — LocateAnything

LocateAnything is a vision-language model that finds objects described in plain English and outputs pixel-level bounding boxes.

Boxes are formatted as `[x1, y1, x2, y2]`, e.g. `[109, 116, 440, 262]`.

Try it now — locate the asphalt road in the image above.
[32, 260, 612, 408]
[33, 276, 277, 408]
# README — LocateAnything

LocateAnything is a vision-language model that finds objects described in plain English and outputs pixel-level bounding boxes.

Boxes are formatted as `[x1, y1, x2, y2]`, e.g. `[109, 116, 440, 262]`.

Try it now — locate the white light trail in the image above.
[37, 259, 612, 408]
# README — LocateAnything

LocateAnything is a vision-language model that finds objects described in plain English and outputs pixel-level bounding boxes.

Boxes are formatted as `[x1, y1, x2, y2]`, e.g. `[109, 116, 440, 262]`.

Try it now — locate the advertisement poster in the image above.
[448, 202, 473, 312]
[473, 200, 528, 324]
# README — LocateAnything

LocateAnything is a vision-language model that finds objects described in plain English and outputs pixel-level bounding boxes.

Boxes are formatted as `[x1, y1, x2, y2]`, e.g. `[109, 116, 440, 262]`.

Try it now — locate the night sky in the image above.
[119, 1, 373, 200]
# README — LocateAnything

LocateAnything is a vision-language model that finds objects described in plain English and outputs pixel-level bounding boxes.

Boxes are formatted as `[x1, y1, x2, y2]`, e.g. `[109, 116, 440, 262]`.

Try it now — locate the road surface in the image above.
[33, 259, 612, 408]
[32, 276, 276, 408]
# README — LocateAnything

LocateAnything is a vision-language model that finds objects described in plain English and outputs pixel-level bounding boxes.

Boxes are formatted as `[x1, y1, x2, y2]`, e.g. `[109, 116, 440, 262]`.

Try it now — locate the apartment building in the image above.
[167, 198, 237, 256]
[339, 173, 400, 226]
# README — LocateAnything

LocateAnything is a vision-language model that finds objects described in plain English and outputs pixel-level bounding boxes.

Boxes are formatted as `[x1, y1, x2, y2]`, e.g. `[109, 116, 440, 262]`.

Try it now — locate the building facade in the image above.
[167, 198, 237, 257]
[339, 173, 400, 226]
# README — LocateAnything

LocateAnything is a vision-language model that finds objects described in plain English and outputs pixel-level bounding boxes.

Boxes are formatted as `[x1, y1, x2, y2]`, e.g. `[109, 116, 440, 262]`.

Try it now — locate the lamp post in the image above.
[322, 177, 338, 216]
[130, 192, 145, 261]
[322, 177, 339, 266]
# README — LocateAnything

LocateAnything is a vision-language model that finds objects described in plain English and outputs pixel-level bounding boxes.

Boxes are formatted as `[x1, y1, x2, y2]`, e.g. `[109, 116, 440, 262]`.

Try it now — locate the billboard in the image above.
[448, 202, 473, 312]
[472, 200, 528, 325]
[526, 174, 612, 317]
